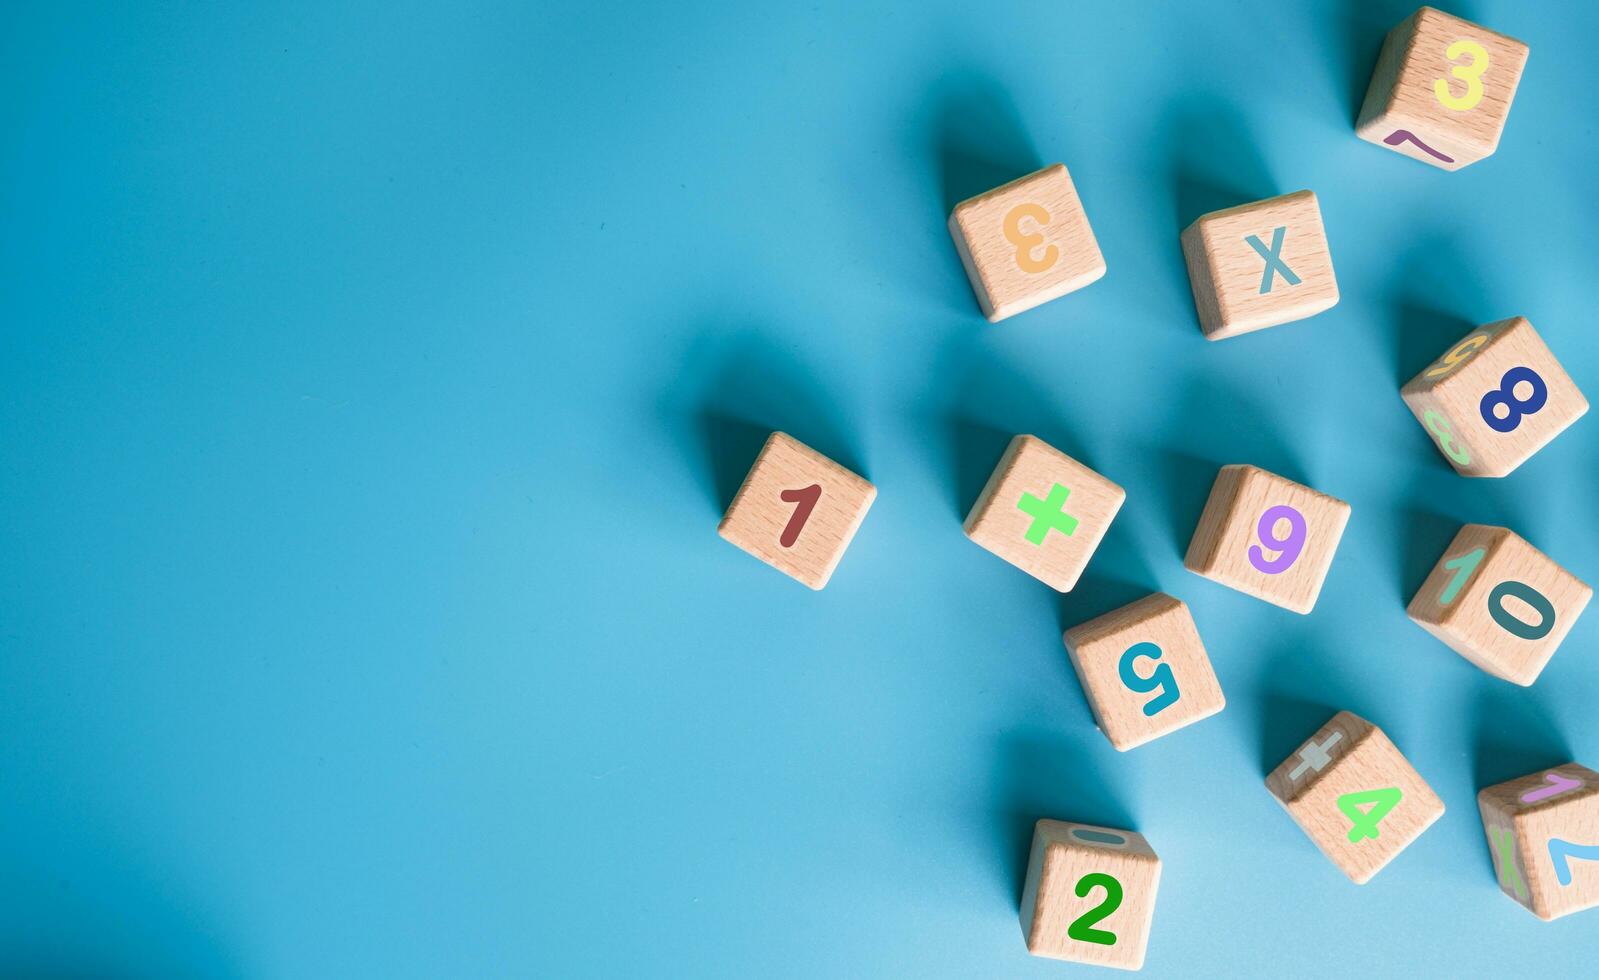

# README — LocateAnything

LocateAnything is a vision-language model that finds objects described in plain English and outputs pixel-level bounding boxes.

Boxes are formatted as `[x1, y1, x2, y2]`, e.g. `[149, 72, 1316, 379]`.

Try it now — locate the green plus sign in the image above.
[1017, 482, 1079, 545]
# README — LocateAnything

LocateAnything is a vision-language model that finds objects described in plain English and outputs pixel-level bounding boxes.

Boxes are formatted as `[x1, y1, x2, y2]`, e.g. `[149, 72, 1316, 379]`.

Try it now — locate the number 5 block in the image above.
[1478, 763, 1599, 921]
[1019, 819, 1160, 969]
[1266, 711, 1445, 883]
[1406, 524, 1592, 685]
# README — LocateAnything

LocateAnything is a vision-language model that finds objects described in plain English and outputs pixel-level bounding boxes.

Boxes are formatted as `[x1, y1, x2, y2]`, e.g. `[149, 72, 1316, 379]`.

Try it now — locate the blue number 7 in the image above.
[1548, 838, 1599, 886]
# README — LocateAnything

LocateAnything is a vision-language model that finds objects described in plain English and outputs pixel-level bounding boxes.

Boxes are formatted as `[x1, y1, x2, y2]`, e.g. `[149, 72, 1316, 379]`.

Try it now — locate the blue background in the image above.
[3, 1, 1597, 976]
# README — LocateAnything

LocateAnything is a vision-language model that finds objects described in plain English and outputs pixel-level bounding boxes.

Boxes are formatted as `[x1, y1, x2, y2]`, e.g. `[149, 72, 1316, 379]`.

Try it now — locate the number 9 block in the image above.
[1019, 819, 1161, 970]
[1478, 763, 1599, 921]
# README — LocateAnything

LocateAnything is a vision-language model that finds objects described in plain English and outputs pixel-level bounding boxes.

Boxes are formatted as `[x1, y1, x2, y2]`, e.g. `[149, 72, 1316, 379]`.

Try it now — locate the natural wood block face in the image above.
[963, 435, 1125, 592]
[1401, 317, 1588, 477]
[1063, 593, 1226, 751]
[1478, 763, 1599, 921]
[1266, 711, 1445, 884]
[1183, 465, 1351, 613]
[1019, 819, 1161, 970]
[1179, 190, 1338, 340]
[947, 163, 1107, 322]
[1406, 524, 1592, 685]
[717, 432, 875, 589]
[1356, 7, 1529, 170]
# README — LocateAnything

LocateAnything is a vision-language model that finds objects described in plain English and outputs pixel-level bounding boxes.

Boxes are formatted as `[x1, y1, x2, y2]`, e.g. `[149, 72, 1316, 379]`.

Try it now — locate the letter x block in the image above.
[1401, 317, 1588, 477]
[1183, 465, 1351, 614]
[1407, 524, 1591, 685]
[1179, 190, 1339, 340]
[963, 435, 1124, 591]
[1063, 593, 1226, 751]
[1478, 763, 1599, 921]
[1356, 7, 1530, 171]
[1019, 819, 1160, 970]
[1266, 711, 1445, 884]
[947, 163, 1107, 322]
[717, 432, 875, 589]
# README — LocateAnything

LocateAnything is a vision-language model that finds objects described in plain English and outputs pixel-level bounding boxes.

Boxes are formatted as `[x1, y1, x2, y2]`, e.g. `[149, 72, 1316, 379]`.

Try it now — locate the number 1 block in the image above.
[717, 432, 875, 589]
[1019, 819, 1161, 970]
[1407, 524, 1592, 685]
[1478, 763, 1599, 921]
[1266, 711, 1445, 883]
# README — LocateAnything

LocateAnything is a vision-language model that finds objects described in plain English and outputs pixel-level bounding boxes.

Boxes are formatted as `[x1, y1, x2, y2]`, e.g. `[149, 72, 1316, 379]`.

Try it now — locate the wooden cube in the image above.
[963, 435, 1124, 592]
[1356, 7, 1530, 171]
[1401, 317, 1588, 477]
[1266, 711, 1445, 884]
[1406, 524, 1592, 685]
[1062, 593, 1226, 751]
[947, 163, 1106, 322]
[1183, 465, 1351, 613]
[1179, 190, 1338, 340]
[1478, 763, 1599, 921]
[717, 432, 875, 589]
[1019, 819, 1161, 969]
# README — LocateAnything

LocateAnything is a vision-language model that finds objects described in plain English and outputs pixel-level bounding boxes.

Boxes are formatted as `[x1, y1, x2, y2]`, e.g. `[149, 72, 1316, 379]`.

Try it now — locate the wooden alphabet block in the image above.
[1019, 819, 1160, 969]
[1183, 465, 1350, 613]
[947, 163, 1106, 322]
[1478, 763, 1599, 921]
[964, 435, 1124, 592]
[1406, 524, 1592, 685]
[1401, 317, 1588, 477]
[1063, 593, 1226, 751]
[1266, 711, 1445, 884]
[1356, 7, 1530, 170]
[717, 432, 875, 589]
[1178, 190, 1338, 340]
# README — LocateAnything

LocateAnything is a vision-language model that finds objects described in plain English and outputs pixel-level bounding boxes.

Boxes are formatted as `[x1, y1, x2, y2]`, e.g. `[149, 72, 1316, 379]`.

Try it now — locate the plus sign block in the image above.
[1178, 190, 1339, 340]
[1063, 593, 1226, 751]
[1406, 524, 1592, 685]
[963, 435, 1124, 591]
[1478, 763, 1599, 921]
[1019, 819, 1161, 970]
[1356, 7, 1530, 171]
[1183, 464, 1351, 613]
[947, 163, 1107, 322]
[717, 432, 875, 590]
[1266, 711, 1445, 884]
[1401, 317, 1588, 477]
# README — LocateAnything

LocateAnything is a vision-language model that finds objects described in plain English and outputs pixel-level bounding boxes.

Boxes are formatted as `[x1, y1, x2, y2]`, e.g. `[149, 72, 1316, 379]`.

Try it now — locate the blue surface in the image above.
[3, 1, 1598, 976]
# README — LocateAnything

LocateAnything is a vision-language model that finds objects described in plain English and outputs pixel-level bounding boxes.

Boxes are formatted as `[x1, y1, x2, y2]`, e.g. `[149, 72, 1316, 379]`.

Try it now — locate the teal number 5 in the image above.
[1067, 872, 1123, 946]
[1118, 642, 1181, 716]
[1438, 547, 1485, 606]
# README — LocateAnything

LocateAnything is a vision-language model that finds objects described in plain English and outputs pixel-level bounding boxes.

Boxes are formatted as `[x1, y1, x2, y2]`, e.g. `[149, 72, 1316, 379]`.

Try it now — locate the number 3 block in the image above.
[1407, 524, 1592, 685]
[1019, 819, 1160, 969]
[1356, 7, 1529, 170]
[1063, 593, 1226, 751]
[1478, 763, 1599, 921]
[1266, 711, 1445, 883]
[947, 163, 1107, 322]
[717, 432, 875, 589]
[1401, 317, 1588, 477]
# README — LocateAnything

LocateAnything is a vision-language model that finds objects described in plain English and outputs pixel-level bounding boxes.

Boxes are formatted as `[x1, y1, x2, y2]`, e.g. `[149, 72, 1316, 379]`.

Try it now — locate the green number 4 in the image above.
[1338, 788, 1402, 842]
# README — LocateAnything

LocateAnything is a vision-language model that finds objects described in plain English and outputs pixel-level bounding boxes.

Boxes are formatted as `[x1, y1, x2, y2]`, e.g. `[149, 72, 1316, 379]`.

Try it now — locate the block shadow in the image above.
[931, 72, 1042, 215]
[1394, 503, 1464, 607]
[1166, 97, 1276, 236]
[1330, 0, 1453, 124]
[1471, 685, 1571, 790]
[1255, 642, 1369, 776]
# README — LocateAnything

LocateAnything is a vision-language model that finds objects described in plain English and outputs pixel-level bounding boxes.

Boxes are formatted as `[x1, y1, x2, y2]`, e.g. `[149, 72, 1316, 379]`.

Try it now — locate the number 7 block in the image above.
[1019, 819, 1161, 969]
[1478, 763, 1599, 920]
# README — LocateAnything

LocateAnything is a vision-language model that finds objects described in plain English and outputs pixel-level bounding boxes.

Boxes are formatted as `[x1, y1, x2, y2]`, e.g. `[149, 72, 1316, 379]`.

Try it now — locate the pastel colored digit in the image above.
[1437, 547, 1485, 606]
[1490, 826, 1527, 901]
[1488, 581, 1556, 640]
[1066, 873, 1123, 946]
[1337, 787, 1402, 842]
[1383, 129, 1455, 164]
[1117, 642, 1181, 717]
[1002, 203, 1059, 274]
[1424, 332, 1490, 379]
[1070, 828, 1129, 848]
[1480, 366, 1548, 433]
[1247, 504, 1307, 575]
[1434, 39, 1489, 111]
[1244, 225, 1300, 293]
[1423, 410, 1470, 464]
[1288, 731, 1344, 780]
[1016, 482, 1079, 546]
[1547, 838, 1599, 887]
[777, 484, 821, 548]
[1521, 771, 1584, 804]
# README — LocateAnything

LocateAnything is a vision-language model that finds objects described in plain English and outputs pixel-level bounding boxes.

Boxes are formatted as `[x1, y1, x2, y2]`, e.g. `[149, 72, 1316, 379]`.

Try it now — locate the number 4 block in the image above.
[1019, 819, 1161, 970]
[1266, 711, 1445, 883]
[1478, 763, 1599, 921]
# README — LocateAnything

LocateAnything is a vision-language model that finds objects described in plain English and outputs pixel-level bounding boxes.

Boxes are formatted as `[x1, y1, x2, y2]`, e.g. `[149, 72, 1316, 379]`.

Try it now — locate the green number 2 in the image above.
[1338, 788, 1403, 842]
[1438, 547, 1485, 606]
[1067, 872, 1122, 946]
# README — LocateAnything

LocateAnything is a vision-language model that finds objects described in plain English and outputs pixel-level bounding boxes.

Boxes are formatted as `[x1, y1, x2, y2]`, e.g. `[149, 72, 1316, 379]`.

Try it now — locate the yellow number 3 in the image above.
[1002, 203, 1059, 274]
[1434, 39, 1488, 111]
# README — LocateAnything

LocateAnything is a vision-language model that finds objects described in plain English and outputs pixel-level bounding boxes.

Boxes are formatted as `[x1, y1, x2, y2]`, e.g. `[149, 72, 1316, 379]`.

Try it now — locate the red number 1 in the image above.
[779, 484, 821, 547]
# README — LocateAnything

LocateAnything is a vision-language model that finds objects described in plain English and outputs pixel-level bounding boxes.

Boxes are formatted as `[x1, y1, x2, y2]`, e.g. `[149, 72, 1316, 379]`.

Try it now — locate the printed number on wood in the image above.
[1480, 366, 1547, 432]
[1067, 873, 1123, 946]
[1248, 504, 1307, 574]
[1384, 130, 1454, 163]
[778, 484, 821, 547]
[1437, 547, 1556, 639]
[1434, 40, 1489, 111]
[1437, 547, 1485, 605]
[1017, 483, 1078, 545]
[1423, 411, 1470, 464]
[1521, 771, 1584, 803]
[1003, 204, 1058, 274]
[1548, 839, 1599, 887]
[1338, 787, 1402, 842]
[1425, 332, 1491, 380]
[1118, 642, 1181, 717]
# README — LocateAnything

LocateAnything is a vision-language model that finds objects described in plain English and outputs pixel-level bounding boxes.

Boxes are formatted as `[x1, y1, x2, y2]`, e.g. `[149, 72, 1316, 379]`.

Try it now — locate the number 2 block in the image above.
[1478, 763, 1599, 921]
[1063, 593, 1226, 751]
[1356, 7, 1529, 170]
[1183, 465, 1351, 614]
[947, 163, 1107, 322]
[1019, 819, 1160, 970]
[1401, 317, 1588, 477]
[717, 432, 875, 589]
[1407, 524, 1592, 685]
[1266, 711, 1445, 884]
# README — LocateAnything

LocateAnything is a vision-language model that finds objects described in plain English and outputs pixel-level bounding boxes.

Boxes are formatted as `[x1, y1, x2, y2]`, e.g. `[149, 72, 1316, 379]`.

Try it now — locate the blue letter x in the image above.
[1245, 226, 1300, 294]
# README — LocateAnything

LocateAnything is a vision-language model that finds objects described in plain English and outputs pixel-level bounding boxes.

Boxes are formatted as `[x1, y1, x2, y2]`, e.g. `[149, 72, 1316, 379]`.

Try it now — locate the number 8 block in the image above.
[1019, 819, 1161, 969]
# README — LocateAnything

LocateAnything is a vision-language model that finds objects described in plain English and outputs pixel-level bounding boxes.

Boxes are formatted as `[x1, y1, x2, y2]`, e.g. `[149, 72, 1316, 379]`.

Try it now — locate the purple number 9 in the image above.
[1248, 504, 1307, 575]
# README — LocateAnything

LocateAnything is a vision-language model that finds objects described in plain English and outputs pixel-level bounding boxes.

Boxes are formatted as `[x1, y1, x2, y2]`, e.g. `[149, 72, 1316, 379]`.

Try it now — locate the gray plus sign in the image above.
[1289, 731, 1344, 780]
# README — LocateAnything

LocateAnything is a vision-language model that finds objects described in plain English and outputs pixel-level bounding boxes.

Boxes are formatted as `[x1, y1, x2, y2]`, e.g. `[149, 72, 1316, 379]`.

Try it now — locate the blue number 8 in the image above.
[1118, 642, 1180, 716]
